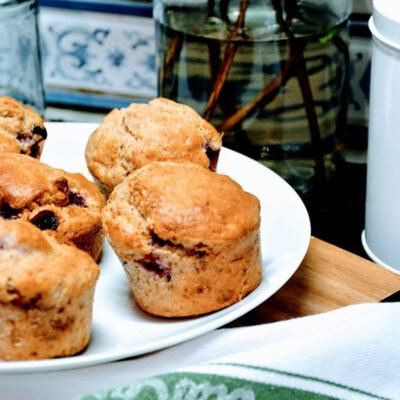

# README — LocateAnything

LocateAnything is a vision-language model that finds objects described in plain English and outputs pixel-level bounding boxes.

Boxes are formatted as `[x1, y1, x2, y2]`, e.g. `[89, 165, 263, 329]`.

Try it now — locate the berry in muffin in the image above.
[0, 153, 106, 261]
[0, 96, 47, 158]
[103, 161, 262, 317]
[85, 98, 222, 196]
[0, 219, 99, 360]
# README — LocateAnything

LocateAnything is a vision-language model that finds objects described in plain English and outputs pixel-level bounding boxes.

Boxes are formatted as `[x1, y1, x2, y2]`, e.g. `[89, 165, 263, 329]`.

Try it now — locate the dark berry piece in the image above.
[32, 125, 47, 140]
[29, 142, 40, 158]
[31, 126, 47, 157]
[17, 131, 46, 158]
[31, 126, 48, 157]
[12, 294, 41, 310]
[203, 144, 220, 171]
[17, 134, 35, 147]
[55, 177, 69, 194]
[150, 232, 207, 258]
[137, 253, 172, 279]
[0, 203, 20, 220]
[150, 231, 174, 248]
[68, 191, 87, 207]
[187, 249, 207, 258]
[30, 210, 59, 230]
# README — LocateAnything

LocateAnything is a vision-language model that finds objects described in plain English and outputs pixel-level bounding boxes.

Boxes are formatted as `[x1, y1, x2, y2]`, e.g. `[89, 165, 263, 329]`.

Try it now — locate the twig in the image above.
[284, 0, 300, 23]
[272, 0, 326, 185]
[333, 33, 350, 145]
[219, 0, 230, 24]
[293, 45, 327, 186]
[207, 40, 221, 83]
[208, 0, 216, 16]
[160, 2, 213, 92]
[203, 0, 249, 121]
[219, 53, 295, 132]
[227, 0, 248, 39]
[203, 44, 237, 120]
[159, 34, 183, 96]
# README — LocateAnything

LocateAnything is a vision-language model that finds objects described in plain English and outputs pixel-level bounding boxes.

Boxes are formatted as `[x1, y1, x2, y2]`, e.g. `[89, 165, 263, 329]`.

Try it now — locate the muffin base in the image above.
[0, 289, 95, 361]
[121, 233, 262, 317]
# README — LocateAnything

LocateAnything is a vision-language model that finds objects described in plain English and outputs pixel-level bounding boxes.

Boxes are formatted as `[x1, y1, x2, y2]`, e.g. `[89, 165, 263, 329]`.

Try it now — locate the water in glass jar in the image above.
[155, 2, 349, 193]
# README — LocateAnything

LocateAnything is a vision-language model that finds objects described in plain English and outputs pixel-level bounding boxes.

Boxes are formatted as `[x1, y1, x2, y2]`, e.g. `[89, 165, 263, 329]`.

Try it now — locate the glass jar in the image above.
[154, 0, 352, 194]
[0, 0, 45, 115]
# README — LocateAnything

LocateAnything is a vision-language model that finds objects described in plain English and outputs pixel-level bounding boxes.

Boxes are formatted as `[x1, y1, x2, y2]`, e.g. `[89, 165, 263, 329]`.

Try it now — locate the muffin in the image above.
[0, 153, 106, 262]
[0, 96, 47, 158]
[0, 219, 100, 361]
[103, 161, 262, 317]
[85, 98, 222, 196]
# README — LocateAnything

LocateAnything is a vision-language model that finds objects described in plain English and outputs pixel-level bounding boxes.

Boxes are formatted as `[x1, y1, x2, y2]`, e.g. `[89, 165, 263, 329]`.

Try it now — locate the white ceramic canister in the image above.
[363, 0, 400, 272]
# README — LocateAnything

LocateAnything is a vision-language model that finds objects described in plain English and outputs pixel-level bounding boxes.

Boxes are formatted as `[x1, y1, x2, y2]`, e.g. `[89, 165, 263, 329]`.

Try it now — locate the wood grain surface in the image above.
[230, 237, 400, 326]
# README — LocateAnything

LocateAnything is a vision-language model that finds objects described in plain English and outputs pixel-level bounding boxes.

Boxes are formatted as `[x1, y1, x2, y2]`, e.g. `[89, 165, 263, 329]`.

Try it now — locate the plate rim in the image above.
[0, 122, 311, 374]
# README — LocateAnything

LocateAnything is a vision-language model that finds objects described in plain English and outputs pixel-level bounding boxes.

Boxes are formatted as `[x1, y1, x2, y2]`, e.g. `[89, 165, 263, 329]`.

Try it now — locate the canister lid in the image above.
[370, 0, 400, 49]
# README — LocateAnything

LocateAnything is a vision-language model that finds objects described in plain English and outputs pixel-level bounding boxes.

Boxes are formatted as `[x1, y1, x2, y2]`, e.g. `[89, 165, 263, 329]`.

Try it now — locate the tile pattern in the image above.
[39, 6, 157, 102]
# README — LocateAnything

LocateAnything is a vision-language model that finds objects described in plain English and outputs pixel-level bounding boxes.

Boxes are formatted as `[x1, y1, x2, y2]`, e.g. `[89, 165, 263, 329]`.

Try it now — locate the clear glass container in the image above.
[0, 0, 45, 115]
[154, 0, 352, 194]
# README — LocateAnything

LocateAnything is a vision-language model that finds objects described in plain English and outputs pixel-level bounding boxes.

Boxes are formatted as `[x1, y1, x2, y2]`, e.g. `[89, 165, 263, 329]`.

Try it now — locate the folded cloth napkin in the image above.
[1, 303, 399, 400]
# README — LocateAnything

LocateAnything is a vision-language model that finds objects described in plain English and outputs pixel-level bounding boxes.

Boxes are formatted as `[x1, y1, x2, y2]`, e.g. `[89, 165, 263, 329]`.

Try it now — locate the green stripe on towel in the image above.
[76, 372, 341, 400]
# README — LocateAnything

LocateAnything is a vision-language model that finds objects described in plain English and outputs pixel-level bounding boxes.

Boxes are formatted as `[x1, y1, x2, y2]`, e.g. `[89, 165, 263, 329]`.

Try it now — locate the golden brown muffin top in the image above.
[0, 153, 105, 242]
[0, 219, 99, 306]
[85, 98, 222, 195]
[0, 96, 46, 158]
[103, 161, 260, 254]
[0, 133, 19, 154]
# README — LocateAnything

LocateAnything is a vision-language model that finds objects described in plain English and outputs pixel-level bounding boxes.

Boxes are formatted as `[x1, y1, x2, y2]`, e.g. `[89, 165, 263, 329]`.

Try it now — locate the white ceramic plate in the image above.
[0, 123, 311, 374]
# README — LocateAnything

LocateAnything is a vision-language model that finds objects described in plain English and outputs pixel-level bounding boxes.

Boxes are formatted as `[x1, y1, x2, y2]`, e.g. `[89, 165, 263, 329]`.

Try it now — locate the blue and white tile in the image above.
[39, 6, 157, 102]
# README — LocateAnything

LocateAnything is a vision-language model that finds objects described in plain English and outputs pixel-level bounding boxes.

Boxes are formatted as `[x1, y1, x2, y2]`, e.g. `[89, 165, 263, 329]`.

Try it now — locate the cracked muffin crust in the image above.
[0, 153, 106, 261]
[0, 96, 47, 158]
[0, 219, 100, 360]
[85, 98, 222, 196]
[103, 161, 262, 317]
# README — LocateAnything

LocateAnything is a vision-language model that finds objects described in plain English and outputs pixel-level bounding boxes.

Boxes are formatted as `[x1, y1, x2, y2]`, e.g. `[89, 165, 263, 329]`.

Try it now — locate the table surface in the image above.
[229, 236, 400, 327]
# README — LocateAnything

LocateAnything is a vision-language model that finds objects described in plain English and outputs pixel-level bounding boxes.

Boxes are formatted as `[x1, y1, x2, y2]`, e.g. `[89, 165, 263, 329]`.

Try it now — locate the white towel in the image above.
[1, 303, 399, 400]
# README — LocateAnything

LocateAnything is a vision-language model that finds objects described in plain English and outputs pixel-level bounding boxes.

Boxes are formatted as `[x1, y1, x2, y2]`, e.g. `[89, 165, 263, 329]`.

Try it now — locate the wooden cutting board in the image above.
[230, 237, 400, 326]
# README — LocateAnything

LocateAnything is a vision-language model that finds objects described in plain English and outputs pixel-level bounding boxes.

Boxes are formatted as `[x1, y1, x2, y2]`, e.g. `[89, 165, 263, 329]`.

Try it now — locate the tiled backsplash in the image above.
[39, 0, 372, 129]
[39, 0, 156, 109]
